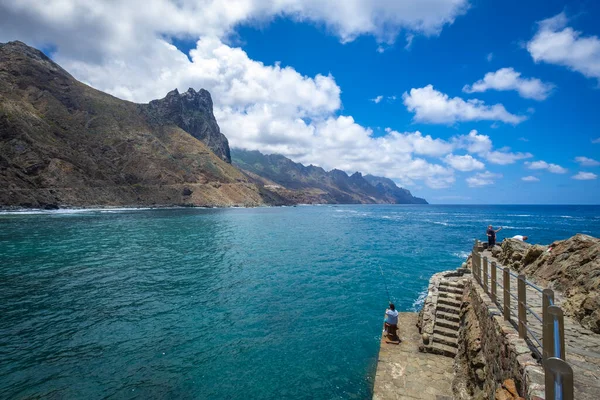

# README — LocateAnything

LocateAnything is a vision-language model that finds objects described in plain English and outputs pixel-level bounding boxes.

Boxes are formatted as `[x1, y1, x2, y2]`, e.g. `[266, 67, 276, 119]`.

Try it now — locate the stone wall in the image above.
[453, 279, 545, 400]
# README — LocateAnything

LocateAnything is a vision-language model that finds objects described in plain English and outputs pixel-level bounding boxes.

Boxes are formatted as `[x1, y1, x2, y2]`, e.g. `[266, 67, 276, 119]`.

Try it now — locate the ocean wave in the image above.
[411, 288, 428, 312]
[452, 251, 470, 259]
[0, 207, 154, 215]
[507, 214, 532, 217]
[560, 215, 573, 218]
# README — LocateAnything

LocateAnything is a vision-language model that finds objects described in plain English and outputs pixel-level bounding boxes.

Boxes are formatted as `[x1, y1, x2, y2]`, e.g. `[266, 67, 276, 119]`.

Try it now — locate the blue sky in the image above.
[1, 0, 599, 203]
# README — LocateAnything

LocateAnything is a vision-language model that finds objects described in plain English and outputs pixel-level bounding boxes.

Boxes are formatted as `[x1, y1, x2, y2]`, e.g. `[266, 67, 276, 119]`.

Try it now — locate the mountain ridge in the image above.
[231, 148, 427, 204]
[0, 41, 427, 208]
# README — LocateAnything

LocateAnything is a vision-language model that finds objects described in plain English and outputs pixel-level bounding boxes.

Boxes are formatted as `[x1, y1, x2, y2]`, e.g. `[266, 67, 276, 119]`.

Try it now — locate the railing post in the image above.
[544, 357, 574, 400]
[543, 289, 555, 360]
[518, 274, 527, 339]
[490, 261, 497, 303]
[503, 267, 510, 321]
[548, 306, 566, 360]
[483, 257, 488, 293]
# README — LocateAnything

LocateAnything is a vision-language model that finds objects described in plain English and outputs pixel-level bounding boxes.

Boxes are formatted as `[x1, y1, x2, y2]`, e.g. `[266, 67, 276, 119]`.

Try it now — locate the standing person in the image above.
[487, 225, 502, 248]
[384, 303, 399, 338]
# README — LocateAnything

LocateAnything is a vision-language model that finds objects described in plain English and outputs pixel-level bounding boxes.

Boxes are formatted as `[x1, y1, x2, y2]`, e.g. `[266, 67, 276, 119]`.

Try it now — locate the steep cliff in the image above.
[231, 148, 428, 204]
[0, 41, 263, 208]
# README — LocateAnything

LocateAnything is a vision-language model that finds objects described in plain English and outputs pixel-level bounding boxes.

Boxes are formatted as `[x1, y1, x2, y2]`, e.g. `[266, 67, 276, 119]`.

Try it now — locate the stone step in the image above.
[439, 280, 465, 289]
[439, 291, 462, 300]
[433, 325, 459, 338]
[433, 333, 458, 348]
[438, 286, 464, 295]
[436, 310, 460, 323]
[424, 342, 457, 358]
[436, 318, 460, 330]
[438, 297, 462, 308]
[436, 303, 461, 315]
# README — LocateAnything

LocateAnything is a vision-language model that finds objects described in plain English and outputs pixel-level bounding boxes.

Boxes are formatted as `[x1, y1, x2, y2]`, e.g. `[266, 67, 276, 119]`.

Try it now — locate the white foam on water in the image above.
[433, 221, 449, 226]
[507, 214, 532, 217]
[411, 288, 428, 312]
[560, 215, 573, 218]
[0, 207, 155, 215]
[452, 251, 470, 259]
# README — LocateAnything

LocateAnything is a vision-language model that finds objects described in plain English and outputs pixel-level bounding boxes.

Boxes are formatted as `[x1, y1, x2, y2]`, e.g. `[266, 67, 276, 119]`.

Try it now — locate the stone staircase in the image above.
[425, 280, 465, 357]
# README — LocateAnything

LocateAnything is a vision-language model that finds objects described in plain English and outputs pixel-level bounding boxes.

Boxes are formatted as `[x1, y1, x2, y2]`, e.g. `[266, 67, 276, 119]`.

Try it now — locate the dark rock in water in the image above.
[141, 88, 231, 163]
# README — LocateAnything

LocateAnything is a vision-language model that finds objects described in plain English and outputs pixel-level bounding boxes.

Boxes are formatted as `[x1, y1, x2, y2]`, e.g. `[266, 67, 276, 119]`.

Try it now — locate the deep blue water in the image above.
[1, 205, 598, 399]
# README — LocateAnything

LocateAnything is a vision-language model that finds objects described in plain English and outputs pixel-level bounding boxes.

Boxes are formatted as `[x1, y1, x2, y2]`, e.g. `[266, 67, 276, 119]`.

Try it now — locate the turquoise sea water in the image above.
[1, 205, 599, 399]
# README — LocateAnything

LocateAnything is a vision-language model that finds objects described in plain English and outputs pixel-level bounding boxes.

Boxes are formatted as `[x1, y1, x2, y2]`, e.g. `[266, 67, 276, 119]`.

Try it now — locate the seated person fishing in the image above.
[384, 303, 399, 338]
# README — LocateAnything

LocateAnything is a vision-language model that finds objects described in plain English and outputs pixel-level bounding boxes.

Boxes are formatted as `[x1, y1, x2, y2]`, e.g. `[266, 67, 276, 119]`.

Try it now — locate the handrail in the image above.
[471, 240, 573, 400]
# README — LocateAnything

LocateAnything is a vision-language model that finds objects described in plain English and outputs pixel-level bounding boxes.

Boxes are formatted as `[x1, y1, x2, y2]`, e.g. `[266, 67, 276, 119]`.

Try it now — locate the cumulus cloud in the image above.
[575, 156, 600, 167]
[572, 172, 598, 180]
[527, 13, 600, 82]
[466, 171, 502, 187]
[522, 176, 540, 182]
[370, 95, 384, 104]
[463, 68, 554, 100]
[402, 85, 527, 125]
[0, 0, 470, 60]
[443, 154, 485, 171]
[453, 130, 532, 165]
[525, 161, 567, 174]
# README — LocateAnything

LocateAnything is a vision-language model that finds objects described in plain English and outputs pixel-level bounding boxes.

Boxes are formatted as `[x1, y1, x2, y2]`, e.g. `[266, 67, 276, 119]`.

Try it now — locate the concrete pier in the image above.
[373, 313, 454, 400]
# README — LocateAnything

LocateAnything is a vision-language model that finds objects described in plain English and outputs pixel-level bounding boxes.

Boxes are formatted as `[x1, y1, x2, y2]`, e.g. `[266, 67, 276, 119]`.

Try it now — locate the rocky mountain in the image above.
[231, 148, 427, 204]
[0, 41, 263, 208]
[141, 88, 230, 163]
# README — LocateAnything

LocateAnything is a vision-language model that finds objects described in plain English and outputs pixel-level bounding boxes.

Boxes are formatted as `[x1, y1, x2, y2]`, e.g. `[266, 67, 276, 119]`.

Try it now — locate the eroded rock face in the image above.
[496, 239, 531, 269]
[142, 88, 231, 163]
[496, 234, 600, 333]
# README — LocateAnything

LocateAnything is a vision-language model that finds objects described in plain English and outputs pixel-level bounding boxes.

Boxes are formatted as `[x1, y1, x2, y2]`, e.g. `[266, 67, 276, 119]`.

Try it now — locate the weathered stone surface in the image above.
[496, 234, 600, 333]
[374, 313, 454, 400]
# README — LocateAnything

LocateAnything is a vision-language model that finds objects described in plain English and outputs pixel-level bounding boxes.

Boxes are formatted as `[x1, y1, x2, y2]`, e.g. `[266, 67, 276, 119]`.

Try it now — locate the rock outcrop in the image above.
[231, 148, 428, 204]
[495, 235, 600, 334]
[141, 88, 231, 163]
[0, 41, 265, 208]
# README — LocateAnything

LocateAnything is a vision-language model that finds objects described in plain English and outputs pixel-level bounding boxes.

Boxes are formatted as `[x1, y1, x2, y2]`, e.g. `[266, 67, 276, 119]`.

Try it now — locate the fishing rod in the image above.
[377, 264, 392, 304]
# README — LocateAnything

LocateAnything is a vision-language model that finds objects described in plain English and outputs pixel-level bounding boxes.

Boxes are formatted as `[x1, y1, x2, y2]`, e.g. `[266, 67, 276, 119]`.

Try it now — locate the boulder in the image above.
[522, 234, 600, 333]
[497, 239, 530, 270]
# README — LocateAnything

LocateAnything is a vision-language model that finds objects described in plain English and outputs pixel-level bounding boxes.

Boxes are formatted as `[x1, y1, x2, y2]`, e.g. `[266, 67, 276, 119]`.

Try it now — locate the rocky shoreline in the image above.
[416, 233, 600, 399]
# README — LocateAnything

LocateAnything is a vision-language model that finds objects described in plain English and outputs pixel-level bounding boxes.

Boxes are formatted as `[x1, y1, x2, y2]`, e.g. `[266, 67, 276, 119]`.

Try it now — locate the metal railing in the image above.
[471, 240, 573, 400]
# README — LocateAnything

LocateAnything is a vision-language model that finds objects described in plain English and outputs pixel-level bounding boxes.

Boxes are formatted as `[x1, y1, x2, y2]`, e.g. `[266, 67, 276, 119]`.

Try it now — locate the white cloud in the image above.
[466, 171, 502, 187]
[453, 130, 532, 165]
[405, 33, 415, 50]
[572, 172, 598, 180]
[463, 67, 554, 100]
[593, 138, 600, 144]
[575, 156, 600, 167]
[402, 85, 527, 125]
[522, 176, 540, 182]
[0, 0, 470, 60]
[487, 52, 493, 62]
[527, 12, 600, 82]
[525, 160, 567, 174]
[443, 154, 485, 171]
[485, 150, 533, 165]
[370, 95, 384, 104]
